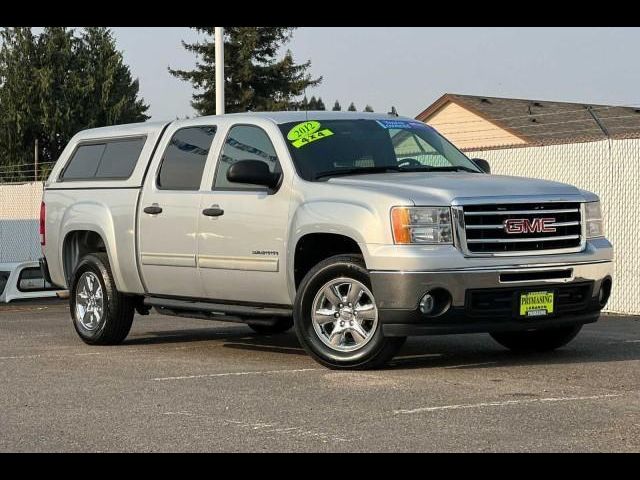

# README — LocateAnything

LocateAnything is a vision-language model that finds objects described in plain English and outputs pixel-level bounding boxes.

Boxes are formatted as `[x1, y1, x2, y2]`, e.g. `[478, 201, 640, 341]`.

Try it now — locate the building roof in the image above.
[416, 93, 640, 149]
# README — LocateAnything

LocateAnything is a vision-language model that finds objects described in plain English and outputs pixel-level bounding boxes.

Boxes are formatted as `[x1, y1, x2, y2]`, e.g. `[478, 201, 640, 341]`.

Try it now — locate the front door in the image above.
[138, 125, 217, 297]
[197, 124, 290, 305]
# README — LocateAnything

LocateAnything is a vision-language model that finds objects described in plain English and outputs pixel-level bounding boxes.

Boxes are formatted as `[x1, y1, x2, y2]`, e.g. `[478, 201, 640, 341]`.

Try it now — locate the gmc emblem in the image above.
[504, 218, 556, 234]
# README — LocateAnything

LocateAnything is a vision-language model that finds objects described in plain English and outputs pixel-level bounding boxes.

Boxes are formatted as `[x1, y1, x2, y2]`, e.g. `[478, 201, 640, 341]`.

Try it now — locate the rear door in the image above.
[138, 124, 217, 297]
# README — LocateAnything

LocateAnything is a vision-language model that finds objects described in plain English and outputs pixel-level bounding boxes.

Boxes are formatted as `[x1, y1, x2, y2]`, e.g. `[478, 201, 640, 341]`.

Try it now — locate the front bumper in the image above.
[369, 260, 612, 337]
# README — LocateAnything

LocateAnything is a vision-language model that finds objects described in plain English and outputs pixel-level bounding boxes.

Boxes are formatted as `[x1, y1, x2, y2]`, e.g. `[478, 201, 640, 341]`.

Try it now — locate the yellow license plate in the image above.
[519, 291, 554, 317]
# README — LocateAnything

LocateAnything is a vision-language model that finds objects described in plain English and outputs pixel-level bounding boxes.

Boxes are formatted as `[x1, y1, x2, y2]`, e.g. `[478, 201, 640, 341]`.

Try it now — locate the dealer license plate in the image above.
[519, 291, 554, 317]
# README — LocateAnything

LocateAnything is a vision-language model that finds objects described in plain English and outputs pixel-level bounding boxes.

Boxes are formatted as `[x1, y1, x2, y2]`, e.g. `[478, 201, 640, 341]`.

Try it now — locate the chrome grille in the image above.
[455, 202, 585, 256]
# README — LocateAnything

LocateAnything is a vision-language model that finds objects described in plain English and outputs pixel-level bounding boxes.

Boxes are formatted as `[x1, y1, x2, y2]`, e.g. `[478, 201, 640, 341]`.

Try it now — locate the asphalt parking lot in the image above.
[1, 299, 639, 452]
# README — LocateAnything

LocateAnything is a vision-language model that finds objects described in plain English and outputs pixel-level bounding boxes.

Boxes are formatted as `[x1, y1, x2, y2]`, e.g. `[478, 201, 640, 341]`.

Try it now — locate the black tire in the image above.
[70, 252, 135, 345]
[293, 254, 405, 369]
[248, 317, 293, 335]
[490, 325, 582, 353]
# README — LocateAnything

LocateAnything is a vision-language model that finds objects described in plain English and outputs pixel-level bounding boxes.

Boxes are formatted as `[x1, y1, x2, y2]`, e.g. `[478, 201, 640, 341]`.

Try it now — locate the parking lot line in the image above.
[393, 394, 622, 415]
[443, 361, 498, 369]
[163, 411, 350, 443]
[393, 353, 444, 361]
[0, 352, 102, 360]
[152, 367, 321, 381]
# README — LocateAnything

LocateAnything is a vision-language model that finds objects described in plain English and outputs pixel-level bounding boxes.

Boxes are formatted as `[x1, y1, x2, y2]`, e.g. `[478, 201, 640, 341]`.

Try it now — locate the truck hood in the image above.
[327, 172, 588, 205]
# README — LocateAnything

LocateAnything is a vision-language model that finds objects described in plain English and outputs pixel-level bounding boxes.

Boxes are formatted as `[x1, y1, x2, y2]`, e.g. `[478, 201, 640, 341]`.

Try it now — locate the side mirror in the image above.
[227, 160, 281, 190]
[472, 158, 491, 174]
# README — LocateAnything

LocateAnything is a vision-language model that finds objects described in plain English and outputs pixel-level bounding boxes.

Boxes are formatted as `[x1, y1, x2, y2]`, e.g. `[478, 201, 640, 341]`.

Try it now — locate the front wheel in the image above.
[294, 254, 405, 369]
[490, 325, 582, 353]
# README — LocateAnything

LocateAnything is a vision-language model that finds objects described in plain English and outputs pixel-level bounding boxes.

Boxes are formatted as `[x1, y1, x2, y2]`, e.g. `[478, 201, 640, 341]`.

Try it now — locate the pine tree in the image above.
[0, 27, 149, 179]
[0, 28, 41, 176]
[332, 100, 341, 111]
[348, 102, 357, 111]
[363, 105, 374, 112]
[169, 27, 321, 114]
[316, 97, 326, 110]
[78, 27, 149, 128]
[298, 95, 309, 111]
[308, 96, 318, 110]
[36, 27, 85, 164]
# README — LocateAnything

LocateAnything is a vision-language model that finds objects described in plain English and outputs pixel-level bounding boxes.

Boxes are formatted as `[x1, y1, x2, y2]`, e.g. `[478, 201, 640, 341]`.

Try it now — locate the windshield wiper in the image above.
[398, 165, 480, 173]
[314, 166, 402, 180]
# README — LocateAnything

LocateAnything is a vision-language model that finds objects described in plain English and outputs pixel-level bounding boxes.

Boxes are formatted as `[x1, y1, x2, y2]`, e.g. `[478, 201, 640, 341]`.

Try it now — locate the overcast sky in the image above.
[110, 27, 640, 121]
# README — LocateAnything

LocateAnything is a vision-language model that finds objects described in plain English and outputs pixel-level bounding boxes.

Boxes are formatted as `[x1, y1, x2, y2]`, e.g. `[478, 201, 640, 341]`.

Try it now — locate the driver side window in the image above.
[214, 125, 282, 190]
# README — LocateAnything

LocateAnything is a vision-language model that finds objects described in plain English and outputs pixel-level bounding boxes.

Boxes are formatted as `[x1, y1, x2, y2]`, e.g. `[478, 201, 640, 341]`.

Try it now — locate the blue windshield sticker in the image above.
[376, 119, 432, 130]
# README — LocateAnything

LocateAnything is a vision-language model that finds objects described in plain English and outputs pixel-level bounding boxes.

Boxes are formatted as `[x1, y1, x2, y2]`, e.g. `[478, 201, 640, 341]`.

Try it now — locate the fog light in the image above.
[598, 278, 612, 307]
[419, 293, 435, 314]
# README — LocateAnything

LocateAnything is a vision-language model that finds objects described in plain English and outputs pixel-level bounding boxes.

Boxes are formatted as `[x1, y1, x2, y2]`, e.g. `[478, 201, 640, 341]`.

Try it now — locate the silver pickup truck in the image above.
[40, 111, 613, 368]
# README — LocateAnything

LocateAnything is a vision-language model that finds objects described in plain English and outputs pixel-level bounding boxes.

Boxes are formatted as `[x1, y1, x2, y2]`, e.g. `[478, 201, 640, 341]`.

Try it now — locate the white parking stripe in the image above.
[0, 352, 102, 360]
[393, 353, 444, 361]
[444, 361, 498, 369]
[394, 394, 621, 415]
[153, 368, 321, 381]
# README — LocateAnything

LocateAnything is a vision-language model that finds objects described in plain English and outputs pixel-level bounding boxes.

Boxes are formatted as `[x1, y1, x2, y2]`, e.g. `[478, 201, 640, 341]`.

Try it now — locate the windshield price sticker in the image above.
[376, 119, 432, 130]
[287, 121, 334, 148]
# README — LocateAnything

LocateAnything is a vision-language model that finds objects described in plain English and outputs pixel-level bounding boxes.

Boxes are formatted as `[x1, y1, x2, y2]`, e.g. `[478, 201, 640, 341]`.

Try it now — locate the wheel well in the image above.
[294, 233, 363, 287]
[62, 230, 107, 284]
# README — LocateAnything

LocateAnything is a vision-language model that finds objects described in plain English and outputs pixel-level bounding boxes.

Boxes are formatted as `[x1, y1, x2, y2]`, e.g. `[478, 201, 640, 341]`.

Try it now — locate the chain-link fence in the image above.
[468, 138, 639, 315]
[0, 181, 43, 263]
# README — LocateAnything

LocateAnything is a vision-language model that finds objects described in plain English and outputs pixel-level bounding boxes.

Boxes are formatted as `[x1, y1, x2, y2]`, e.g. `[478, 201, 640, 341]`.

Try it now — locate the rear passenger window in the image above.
[96, 138, 146, 178]
[157, 126, 217, 190]
[61, 144, 105, 180]
[61, 137, 145, 181]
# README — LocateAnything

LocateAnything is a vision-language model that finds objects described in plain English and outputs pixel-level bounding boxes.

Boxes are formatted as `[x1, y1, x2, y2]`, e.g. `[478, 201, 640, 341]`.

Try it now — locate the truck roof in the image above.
[71, 111, 414, 141]
[196, 111, 411, 124]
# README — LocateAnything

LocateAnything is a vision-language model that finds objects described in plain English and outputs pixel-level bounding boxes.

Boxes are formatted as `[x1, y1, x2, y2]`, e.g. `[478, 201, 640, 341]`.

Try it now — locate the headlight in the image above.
[391, 207, 453, 244]
[585, 201, 604, 238]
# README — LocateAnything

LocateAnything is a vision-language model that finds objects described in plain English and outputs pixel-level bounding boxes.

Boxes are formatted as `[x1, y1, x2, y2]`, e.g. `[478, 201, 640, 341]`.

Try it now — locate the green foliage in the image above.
[170, 27, 321, 114]
[332, 100, 341, 111]
[0, 27, 149, 180]
[363, 105, 374, 112]
[347, 102, 357, 112]
[304, 96, 326, 111]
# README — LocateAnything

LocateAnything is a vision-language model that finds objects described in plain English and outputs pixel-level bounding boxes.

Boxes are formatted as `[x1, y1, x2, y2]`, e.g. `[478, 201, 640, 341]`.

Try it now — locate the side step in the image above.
[144, 296, 292, 320]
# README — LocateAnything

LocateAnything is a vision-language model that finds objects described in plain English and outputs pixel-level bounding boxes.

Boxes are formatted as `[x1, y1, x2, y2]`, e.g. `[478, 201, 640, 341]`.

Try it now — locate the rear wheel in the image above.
[490, 325, 582, 353]
[294, 254, 405, 369]
[70, 253, 135, 345]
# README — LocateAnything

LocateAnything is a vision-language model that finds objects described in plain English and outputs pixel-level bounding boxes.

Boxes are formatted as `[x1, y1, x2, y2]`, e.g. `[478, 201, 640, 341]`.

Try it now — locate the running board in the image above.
[144, 297, 292, 319]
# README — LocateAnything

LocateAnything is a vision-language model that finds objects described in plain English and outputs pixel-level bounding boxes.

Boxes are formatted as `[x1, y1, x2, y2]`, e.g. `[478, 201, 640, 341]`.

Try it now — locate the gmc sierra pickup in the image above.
[40, 112, 613, 368]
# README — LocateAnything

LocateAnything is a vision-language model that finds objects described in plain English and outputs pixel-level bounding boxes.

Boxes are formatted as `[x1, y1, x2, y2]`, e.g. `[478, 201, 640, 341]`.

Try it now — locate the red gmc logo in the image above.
[504, 218, 557, 234]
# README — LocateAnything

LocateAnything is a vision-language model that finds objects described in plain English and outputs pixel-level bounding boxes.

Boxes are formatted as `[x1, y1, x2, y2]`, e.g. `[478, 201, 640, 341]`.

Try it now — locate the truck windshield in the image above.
[278, 119, 481, 181]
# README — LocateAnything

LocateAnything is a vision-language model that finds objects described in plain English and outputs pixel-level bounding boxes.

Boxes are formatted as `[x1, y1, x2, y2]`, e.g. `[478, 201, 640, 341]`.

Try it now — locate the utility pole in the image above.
[215, 27, 225, 115]
[34, 138, 39, 182]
